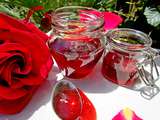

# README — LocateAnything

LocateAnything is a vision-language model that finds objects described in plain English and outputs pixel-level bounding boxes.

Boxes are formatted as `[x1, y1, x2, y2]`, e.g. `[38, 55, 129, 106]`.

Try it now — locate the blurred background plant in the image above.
[0, 0, 159, 48]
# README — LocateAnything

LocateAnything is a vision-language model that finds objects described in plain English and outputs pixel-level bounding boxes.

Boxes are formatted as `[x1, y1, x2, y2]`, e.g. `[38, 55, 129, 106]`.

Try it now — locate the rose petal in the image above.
[23, 22, 49, 42]
[10, 79, 24, 89]
[0, 13, 49, 42]
[0, 18, 11, 30]
[0, 13, 29, 32]
[0, 43, 32, 75]
[103, 12, 123, 31]
[40, 58, 53, 79]
[0, 59, 17, 85]
[0, 86, 37, 114]
[0, 85, 28, 100]
[16, 74, 44, 85]
[112, 108, 143, 120]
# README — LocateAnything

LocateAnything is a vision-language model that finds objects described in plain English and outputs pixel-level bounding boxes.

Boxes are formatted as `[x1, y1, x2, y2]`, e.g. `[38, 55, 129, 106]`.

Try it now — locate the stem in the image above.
[24, 6, 43, 23]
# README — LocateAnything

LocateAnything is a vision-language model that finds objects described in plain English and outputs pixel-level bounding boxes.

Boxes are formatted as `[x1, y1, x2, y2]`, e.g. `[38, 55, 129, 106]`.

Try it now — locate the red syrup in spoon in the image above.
[49, 36, 104, 79]
[102, 49, 138, 87]
[77, 88, 97, 120]
[52, 80, 96, 120]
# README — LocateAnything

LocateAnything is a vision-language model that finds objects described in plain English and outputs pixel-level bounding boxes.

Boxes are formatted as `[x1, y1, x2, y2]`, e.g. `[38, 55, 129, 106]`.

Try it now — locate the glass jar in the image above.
[102, 28, 160, 96]
[48, 6, 106, 79]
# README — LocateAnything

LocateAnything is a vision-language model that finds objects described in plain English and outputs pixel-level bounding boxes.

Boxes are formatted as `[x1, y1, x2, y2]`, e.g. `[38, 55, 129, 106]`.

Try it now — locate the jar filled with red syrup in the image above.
[48, 6, 106, 79]
[102, 28, 160, 90]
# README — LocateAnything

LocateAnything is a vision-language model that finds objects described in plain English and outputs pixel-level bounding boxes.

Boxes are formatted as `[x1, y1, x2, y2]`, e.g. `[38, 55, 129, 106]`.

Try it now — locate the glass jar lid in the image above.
[106, 28, 152, 52]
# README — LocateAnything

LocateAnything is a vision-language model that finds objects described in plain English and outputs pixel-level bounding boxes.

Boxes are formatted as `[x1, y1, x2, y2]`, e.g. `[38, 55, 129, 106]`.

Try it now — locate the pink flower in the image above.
[102, 11, 123, 31]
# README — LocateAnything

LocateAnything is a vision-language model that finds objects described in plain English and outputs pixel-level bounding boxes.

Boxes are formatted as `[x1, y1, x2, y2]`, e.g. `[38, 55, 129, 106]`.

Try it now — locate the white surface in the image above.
[0, 61, 160, 120]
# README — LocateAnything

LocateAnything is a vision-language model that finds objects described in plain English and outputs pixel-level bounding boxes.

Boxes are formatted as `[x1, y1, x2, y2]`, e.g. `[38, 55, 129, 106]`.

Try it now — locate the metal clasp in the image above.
[138, 55, 160, 99]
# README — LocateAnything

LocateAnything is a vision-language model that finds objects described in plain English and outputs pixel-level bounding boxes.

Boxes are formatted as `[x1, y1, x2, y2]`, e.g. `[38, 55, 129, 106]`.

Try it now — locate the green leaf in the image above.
[0, 4, 19, 18]
[144, 7, 160, 27]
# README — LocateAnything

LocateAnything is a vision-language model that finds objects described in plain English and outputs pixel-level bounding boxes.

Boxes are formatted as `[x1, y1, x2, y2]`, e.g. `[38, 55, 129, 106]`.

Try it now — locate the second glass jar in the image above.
[102, 28, 158, 88]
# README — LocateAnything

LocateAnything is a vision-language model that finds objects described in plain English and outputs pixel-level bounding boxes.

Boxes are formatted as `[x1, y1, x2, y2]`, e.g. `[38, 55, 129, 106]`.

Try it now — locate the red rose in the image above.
[0, 13, 53, 114]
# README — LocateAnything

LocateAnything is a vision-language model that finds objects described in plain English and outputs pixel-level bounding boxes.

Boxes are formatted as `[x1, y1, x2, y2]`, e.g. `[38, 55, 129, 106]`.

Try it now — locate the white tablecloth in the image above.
[0, 60, 160, 120]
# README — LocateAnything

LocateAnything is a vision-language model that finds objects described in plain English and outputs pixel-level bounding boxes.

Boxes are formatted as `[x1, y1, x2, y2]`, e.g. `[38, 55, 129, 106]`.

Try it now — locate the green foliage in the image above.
[144, 7, 160, 28]
[0, 0, 97, 27]
[117, 0, 147, 22]
[1, 0, 159, 30]
[0, 4, 20, 18]
[94, 0, 117, 11]
[0, 0, 96, 11]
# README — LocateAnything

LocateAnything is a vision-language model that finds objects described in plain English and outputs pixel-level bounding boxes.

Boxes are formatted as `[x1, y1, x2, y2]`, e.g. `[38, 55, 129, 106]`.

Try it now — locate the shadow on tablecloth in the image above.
[71, 61, 118, 93]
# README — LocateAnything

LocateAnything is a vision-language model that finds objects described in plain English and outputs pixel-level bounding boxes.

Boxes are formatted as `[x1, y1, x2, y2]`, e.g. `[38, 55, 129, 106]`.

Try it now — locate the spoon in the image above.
[51, 80, 97, 120]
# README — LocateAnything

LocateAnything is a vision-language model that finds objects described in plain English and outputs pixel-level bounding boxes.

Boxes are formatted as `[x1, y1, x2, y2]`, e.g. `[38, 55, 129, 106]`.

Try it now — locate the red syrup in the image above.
[78, 88, 97, 120]
[49, 37, 104, 79]
[53, 88, 96, 120]
[102, 50, 138, 87]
